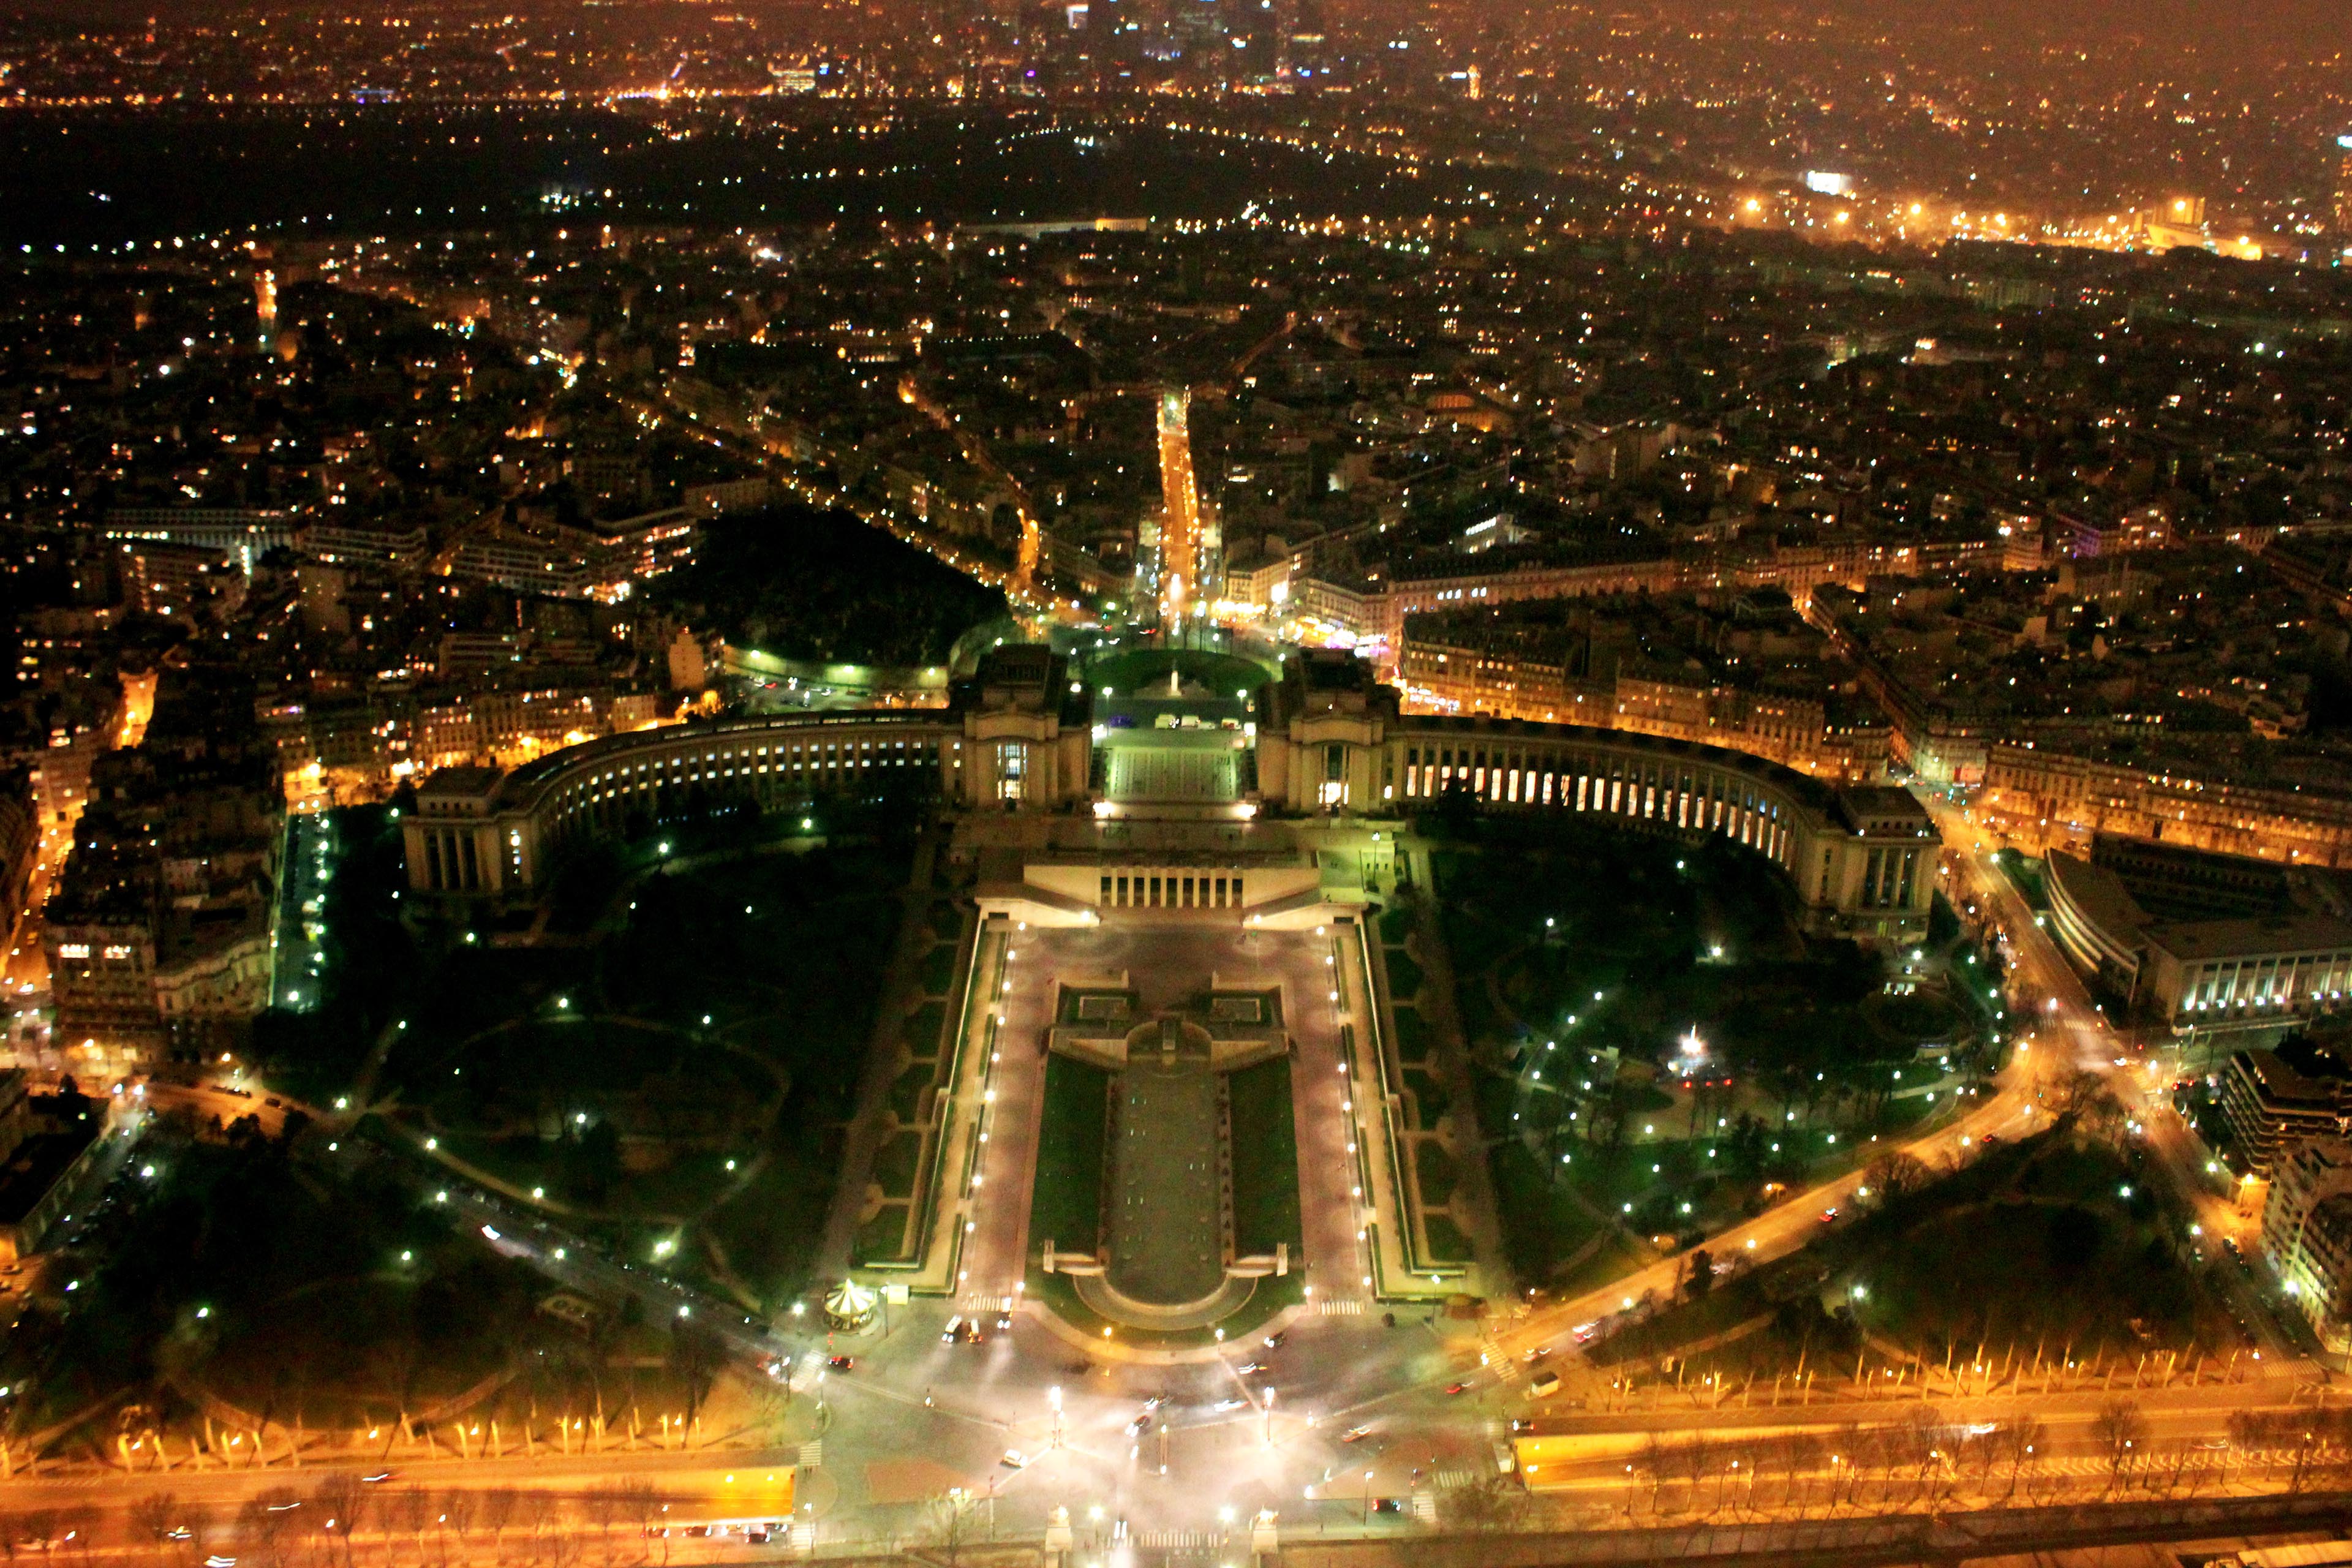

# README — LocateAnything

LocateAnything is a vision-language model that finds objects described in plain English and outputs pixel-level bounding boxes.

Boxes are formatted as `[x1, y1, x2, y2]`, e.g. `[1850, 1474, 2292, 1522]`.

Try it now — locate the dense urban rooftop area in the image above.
[6, 2, 2352, 1565]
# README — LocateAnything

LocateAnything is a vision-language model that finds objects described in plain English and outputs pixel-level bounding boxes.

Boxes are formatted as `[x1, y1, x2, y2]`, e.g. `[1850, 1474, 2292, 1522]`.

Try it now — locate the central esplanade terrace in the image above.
[403, 646, 1937, 942]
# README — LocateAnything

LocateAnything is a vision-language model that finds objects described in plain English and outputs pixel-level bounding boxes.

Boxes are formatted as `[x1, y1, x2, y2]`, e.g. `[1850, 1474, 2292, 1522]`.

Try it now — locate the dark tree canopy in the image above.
[650, 504, 1007, 668]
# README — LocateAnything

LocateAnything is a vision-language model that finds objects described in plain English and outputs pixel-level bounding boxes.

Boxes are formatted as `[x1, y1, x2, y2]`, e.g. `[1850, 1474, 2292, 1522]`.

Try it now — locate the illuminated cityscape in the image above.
[1, 2, 2351, 1566]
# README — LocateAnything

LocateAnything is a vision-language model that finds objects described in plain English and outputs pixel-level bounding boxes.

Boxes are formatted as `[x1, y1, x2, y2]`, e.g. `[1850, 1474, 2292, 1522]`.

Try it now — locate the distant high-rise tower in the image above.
[2336, 133, 2352, 239]
[1284, 0, 1331, 83]
[1226, 0, 1279, 80]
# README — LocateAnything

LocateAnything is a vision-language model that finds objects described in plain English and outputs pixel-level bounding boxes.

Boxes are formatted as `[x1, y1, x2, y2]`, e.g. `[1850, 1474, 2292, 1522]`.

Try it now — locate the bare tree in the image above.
[1634, 1433, 1668, 1513]
[617, 1485, 668, 1564]
[238, 1491, 303, 1568]
[577, 1489, 621, 1568]
[921, 1491, 982, 1568]
[2001, 1415, 2046, 1500]
[669, 1323, 725, 1429]
[21, 1509, 61, 1562]
[56, 1509, 97, 1568]
[1779, 1434, 1823, 1515]
[519, 1492, 571, 1568]
[1827, 1423, 1866, 1510]
[1435, 1474, 1525, 1534]
[2091, 1399, 2148, 1489]
[393, 1488, 434, 1562]
[1863, 1151, 1931, 1203]
[171, 1505, 213, 1568]
[478, 1490, 519, 1565]
[1678, 1436, 1716, 1516]
[2049, 1068, 2125, 1139]
[539, 1509, 583, 1568]
[129, 1496, 180, 1558]
[440, 1491, 477, 1557]
[306, 1477, 363, 1568]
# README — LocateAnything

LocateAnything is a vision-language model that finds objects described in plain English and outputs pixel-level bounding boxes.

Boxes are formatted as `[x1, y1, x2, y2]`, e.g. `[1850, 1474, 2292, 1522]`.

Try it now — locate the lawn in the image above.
[1028, 1054, 1110, 1257]
[1483, 1112, 1606, 1286]
[1384, 949, 1426, 1003]
[1027, 1265, 1306, 1351]
[1393, 1008, 1437, 1063]
[1228, 1058, 1303, 1258]
[698, 1125, 845, 1307]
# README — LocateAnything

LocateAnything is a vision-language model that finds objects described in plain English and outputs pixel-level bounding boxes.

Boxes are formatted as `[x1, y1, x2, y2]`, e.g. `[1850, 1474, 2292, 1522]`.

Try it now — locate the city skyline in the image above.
[4, 4, 2352, 1567]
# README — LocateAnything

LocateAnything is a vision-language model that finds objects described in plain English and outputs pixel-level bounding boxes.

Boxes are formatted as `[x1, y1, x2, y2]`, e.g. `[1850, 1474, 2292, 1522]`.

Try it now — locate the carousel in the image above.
[822, 1279, 878, 1333]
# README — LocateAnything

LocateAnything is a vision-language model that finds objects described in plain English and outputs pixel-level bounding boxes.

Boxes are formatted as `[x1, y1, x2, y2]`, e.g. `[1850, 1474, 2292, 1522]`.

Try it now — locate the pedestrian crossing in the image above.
[961, 1294, 1015, 1313]
[1137, 1531, 1229, 1550]
[1317, 1298, 1368, 1316]
[797, 1440, 823, 1467]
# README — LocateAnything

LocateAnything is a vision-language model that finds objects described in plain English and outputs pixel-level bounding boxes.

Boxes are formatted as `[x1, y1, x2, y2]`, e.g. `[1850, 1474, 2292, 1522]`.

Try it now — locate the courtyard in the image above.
[956, 921, 1349, 1345]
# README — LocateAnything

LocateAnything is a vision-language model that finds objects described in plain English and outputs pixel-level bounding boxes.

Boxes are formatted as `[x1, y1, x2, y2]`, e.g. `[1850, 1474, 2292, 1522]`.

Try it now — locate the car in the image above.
[1123, 1414, 1153, 1438]
[1213, 1398, 1248, 1412]
[1570, 1322, 1599, 1345]
[1523, 1347, 1550, 1364]
[1000, 1450, 1029, 1469]
[1263, 1331, 1288, 1349]
[941, 1314, 965, 1343]
[995, 1314, 1012, 1331]
[1444, 1382, 1471, 1396]
[265, 1098, 282, 1108]
[1340, 1426, 1373, 1444]
[1141, 1395, 1167, 1411]
[826, 1355, 855, 1371]
[1237, 1361, 1267, 1375]
[1818, 1207, 1839, 1224]
[1371, 1499, 1405, 1515]
[360, 1472, 394, 1483]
